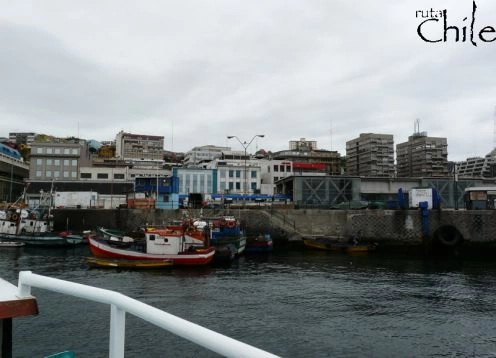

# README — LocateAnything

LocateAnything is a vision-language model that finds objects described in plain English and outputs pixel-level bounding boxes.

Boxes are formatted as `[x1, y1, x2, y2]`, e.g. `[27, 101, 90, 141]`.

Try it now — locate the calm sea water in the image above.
[2, 245, 496, 358]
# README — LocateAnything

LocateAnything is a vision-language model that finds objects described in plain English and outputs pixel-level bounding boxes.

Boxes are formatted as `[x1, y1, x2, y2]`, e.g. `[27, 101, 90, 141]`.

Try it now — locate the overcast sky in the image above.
[1, 0, 495, 161]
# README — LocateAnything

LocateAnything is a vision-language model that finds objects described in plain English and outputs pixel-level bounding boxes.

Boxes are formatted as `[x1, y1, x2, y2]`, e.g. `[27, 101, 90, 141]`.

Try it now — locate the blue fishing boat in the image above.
[208, 216, 246, 261]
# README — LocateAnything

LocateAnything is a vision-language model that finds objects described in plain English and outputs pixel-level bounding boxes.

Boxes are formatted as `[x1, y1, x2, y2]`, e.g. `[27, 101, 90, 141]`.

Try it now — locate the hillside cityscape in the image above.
[1, 129, 495, 209]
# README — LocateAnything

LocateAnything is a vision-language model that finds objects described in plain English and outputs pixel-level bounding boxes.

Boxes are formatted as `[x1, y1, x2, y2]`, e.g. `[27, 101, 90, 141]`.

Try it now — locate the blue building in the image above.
[134, 176, 180, 209]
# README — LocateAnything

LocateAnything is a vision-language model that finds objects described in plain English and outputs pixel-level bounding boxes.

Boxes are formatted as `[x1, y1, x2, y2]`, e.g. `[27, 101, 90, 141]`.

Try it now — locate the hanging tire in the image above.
[10, 213, 19, 222]
[435, 226, 462, 247]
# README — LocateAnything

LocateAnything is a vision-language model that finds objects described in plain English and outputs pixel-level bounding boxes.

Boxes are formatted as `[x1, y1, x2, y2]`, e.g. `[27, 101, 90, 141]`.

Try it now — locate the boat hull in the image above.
[88, 237, 215, 266]
[0, 241, 25, 247]
[0, 233, 83, 246]
[211, 236, 246, 261]
[303, 238, 375, 253]
[86, 257, 173, 269]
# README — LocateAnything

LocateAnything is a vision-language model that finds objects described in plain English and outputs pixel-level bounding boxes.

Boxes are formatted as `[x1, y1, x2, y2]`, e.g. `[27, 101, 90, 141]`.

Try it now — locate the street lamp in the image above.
[227, 134, 264, 196]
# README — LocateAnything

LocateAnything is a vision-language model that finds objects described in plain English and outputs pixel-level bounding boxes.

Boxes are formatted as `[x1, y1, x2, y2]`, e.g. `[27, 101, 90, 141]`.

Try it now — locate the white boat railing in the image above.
[17, 271, 280, 358]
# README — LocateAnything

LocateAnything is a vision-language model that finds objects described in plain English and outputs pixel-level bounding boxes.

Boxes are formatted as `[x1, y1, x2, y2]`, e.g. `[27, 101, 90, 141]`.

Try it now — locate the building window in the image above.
[54, 159, 60, 166]
[63, 171, 69, 178]
[46, 171, 52, 177]
[286, 165, 291, 172]
[72, 160, 77, 166]
[35, 170, 42, 177]
[235, 182, 241, 190]
[236, 170, 241, 178]
[251, 182, 257, 190]
[71, 172, 77, 178]
[54, 148, 61, 154]
[46, 159, 52, 165]
[36, 148, 43, 154]
[81, 173, 91, 179]
[64, 148, 70, 155]
[36, 159, 42, 165]
[53, 171, 60, 178]
[64, 160, 70, 166]
[114, 173, 125, 179]
[46, 148, 53, 154]
[251, 170, 257, 178]
[72, 149, 79, 155]
[274, 165, 279, 172]
[97, 173, 109, 179]
[229, 182, 234, 190]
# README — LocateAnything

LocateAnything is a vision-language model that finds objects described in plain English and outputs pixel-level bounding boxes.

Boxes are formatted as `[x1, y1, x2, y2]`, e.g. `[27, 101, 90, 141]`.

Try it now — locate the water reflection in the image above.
[2, 248, 496, 357]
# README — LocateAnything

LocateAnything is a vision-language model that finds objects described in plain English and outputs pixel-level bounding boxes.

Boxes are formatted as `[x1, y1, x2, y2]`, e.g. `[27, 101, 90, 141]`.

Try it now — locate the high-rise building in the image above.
[396, 132, 448, 177]
[345, 133, 395, 177]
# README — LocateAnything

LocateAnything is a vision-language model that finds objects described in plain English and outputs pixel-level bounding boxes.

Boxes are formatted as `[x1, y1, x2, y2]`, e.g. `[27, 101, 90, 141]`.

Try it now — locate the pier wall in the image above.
[53, 208, 496, 248]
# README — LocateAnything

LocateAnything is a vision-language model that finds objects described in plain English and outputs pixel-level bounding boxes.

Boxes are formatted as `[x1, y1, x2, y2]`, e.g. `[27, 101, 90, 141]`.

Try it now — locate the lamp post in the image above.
[227, 134, 264, 197]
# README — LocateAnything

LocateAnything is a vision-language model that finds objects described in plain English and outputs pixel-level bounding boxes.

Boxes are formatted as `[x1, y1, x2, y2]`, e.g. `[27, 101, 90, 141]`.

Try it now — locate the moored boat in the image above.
[86, 257, 173, 269]
[303, 237, 376, 253]
[88, 232, 215, 266]
[0, 203, 85, 247]
[208, 216, 246, 261]
[245, 233, 273, 253]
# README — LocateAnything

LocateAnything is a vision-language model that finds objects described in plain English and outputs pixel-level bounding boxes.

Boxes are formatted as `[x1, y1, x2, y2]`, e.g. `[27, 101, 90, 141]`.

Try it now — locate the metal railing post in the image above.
[109, 305, 126, 358]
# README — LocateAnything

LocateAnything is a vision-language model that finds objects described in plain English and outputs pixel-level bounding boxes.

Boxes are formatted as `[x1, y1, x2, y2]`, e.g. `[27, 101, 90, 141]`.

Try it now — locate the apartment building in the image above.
[346, 133, 395, 177]
[396, 132, 448, 177]
[456, 148, 496, 178]
[115, 131, 164, 165]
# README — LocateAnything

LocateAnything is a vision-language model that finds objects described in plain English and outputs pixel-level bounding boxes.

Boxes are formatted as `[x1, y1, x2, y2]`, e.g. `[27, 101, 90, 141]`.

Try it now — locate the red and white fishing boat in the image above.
[88, 224, 215, 266]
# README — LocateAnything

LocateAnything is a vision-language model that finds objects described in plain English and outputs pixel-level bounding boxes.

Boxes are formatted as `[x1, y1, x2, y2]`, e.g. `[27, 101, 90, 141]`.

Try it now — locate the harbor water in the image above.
[2, 246, 496, 357]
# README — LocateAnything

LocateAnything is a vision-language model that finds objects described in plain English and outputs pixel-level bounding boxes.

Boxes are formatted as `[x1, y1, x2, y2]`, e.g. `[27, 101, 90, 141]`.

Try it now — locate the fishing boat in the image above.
[245, 233, 273, 253]
[0, 183, 86, 247]
[0, 210, 86, 246]
[86, 257, 173, 269]
[88, 230, 215, 266]
[208, 216, 246, 261]
[303, 237, 376, 253]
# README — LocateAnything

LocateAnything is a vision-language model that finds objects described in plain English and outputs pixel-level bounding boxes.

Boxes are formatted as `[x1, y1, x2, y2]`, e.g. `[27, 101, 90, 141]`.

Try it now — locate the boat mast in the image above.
[47, 179, 55, 231]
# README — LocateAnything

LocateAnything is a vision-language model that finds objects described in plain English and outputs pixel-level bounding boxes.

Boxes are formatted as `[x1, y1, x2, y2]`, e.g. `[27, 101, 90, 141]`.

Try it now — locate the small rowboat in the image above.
[303, 237, 376, 253]
[86, 257, 173, 269]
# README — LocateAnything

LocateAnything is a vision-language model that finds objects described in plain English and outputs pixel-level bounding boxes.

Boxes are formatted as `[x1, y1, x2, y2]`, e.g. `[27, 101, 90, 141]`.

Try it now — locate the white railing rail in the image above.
[17, 271, 280, 358]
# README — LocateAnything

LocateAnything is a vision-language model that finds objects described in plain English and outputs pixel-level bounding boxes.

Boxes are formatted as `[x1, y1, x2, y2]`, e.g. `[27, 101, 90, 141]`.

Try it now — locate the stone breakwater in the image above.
[53, 208, 496, 252]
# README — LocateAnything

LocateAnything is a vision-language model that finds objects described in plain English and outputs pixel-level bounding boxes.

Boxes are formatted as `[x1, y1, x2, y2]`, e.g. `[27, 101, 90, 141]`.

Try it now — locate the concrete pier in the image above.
[53, 207, 496, 253]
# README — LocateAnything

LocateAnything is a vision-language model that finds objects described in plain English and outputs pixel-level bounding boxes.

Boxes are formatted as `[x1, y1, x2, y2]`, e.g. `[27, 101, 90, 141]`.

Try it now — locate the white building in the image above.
[183, 145, 230, 167]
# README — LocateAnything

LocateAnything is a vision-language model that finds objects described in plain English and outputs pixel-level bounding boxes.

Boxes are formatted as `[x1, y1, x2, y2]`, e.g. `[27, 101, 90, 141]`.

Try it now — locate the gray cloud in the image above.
[0, 0, 495, 161]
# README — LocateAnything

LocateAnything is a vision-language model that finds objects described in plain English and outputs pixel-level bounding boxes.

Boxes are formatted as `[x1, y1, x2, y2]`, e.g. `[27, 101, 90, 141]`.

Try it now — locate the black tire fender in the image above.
[435, 226, 462, 247]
